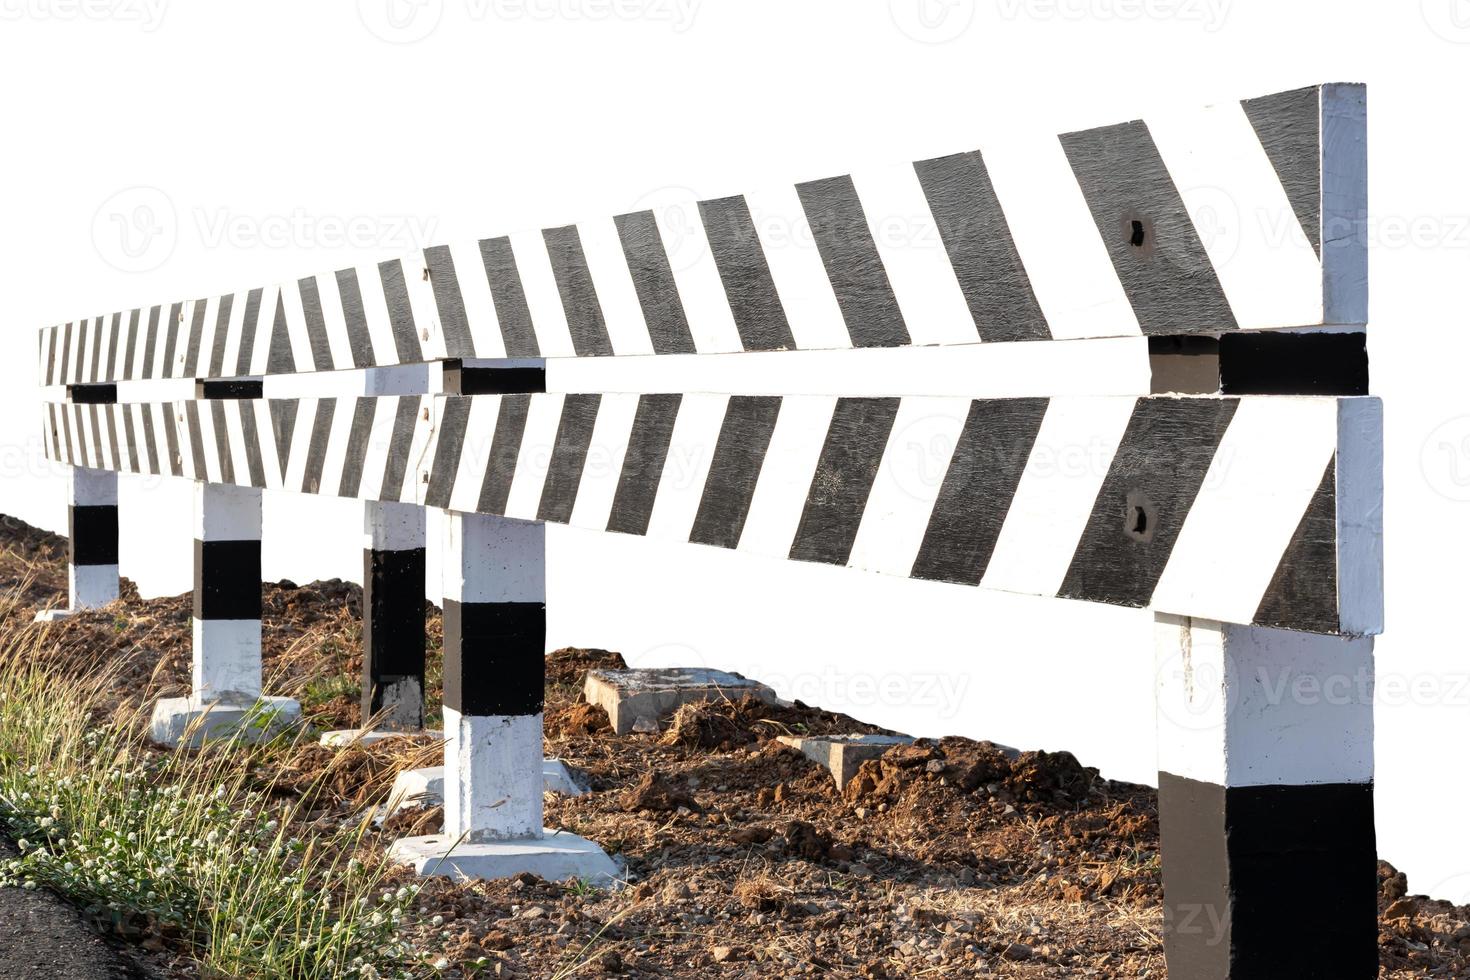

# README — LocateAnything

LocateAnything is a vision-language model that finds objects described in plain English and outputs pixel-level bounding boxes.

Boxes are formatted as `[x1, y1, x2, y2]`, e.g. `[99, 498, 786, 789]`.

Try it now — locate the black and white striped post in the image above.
[38, 385, 121, 622]
[149, 379, 301, 746]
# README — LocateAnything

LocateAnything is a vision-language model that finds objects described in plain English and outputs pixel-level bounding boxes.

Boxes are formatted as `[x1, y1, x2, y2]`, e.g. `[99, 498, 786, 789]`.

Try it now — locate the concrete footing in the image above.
[389, 829, 621, 884]
[318, 728, 446, 748]
[388, 760, 582, 812]
[33, 608, 76, 623]
[148, 695, 302, 747]
[776, 734, 917, 790]
[584, 667, 777, 735]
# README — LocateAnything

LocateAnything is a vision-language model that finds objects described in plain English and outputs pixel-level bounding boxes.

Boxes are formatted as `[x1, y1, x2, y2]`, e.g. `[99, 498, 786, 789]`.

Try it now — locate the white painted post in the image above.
[192, 482, 263, 701]
[1154, 614, 1377, 978]
[66, 466, 120, 609]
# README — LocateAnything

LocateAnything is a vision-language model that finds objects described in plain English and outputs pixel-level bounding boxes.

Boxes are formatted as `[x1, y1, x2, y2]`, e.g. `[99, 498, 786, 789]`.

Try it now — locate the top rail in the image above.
[40, 83, 1365, 387]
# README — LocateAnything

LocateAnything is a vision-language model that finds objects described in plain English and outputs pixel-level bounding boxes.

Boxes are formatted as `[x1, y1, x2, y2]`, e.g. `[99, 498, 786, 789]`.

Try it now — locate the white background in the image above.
[2, 0, 1467, 901]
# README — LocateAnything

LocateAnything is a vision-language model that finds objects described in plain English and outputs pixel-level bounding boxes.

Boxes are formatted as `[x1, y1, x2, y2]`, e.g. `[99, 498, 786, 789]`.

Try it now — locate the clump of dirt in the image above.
[619, 770, 698, 813]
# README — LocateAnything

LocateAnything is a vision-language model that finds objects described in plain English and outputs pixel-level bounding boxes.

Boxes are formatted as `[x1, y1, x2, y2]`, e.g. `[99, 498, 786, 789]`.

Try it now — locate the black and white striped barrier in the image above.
[36, 83, 1381, 972]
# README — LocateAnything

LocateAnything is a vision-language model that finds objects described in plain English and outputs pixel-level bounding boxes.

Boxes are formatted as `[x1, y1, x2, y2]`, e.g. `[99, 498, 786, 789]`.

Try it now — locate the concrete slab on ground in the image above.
[148, 695, 301, 747]
[319, 728, 446, 748]
[584, 667, 776, 735]
[776, 734, 916, 790]
[389, 830, 621, 885]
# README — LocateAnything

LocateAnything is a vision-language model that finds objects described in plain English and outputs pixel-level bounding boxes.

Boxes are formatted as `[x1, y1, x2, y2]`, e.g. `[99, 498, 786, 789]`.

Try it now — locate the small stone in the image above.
[1002, 942, 1033, 961]
[1384, 898, 1417, 920]
[631, 715, 660, 734]
[522, 905, 548, 920]
[712, 946, 734, 963]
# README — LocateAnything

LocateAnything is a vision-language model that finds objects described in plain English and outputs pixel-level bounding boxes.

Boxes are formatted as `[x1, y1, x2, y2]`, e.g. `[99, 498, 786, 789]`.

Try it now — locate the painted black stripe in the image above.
[607, 393, 682, 535]
[1060, 121, 1237, 335]
[238, 403, 266, 489]
[789, 397, 901, 564]
[104, 313, 121, 382]
[1241, 85, 1322, 256]
[363, 546, 427, 716]
[423, 396, 472, 509]
[210, 400, 236, 485]
[1058, 397, 1238, 607]
[88, 317, 103, 382]
[266, 292, 296, 375]
[689, 395, 782, 548]
[268, 399, 298, 483]
[103, 404, 120, 474]
[537, 393, 602, 523]
[298, 277, 335, 371]
[140, 405, 159, 475]
[88, 405, 104, 468]
[1218, 331, 1368, 396]
[122, 311, 140, 380]
[543, 225, 615, 357]
[378, 260, 423, 365]
[698, 196, 795, 351]
[1253, 457, 1338, 632]
[208, 294, 233, 377]
[378, 397, 421, 503]
[67, 384, 117, 405]
[161, 303, 183, 377]
[197, 379, 263, 400]
[121, 405, 138, 473]
[441, 599, 545, 716]
[479, 237, 540, 358]
[69, 505, 118, 566]
[235, 288, 264, 377]
[162, 405, 183, 477]
[300, 399, 335, 493]
[910, 398, 1050, 584]
[60, 403, 74, 467]
[337, 398, 378, 498]
[442, 363, 546, 395]
[424, 245, 475, 358]
[59, 322, 73, 385]
[614, 210, 696, 354]
[184, 401, 209, 479]
[45, 327, 58, 386]
[193, 539, 262, 620]
[183, 300, 208, 377]
[334, 269, 377, 368]
[75, 319, 89, 383]
[913, 152, 1050, 342]
[141, 306, 161, 379]
[1157, 773, 1377, 980]
[478, 393, 531, 515]
[795, 176, 910, 348]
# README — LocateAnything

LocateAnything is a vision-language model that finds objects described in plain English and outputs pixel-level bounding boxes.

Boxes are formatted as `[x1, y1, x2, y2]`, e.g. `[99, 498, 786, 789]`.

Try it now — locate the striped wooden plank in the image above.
[42, 391, 1383, 636]
[39, 84, 1365, 386]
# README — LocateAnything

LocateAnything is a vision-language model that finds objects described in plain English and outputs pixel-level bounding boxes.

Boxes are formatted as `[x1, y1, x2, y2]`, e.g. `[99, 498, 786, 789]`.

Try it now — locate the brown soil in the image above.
[1, 515, 1466, 978]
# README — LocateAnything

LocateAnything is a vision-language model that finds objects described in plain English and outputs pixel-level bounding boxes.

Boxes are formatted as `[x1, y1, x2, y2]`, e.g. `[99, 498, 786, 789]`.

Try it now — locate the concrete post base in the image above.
[387, 760, 581, 813]
[388, 830, 621, 885]
[33, 608, 75, 623]
[148, 695, 302, 747]
[318, 728, 446, 748]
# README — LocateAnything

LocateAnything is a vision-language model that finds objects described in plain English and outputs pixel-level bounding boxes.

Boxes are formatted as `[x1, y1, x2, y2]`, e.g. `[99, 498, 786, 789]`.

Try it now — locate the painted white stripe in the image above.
[447, 395, 501, 515]
[847, 396, 970, 576]
[358, 263, 402, 368]
[444, 512, 546, 604]
[314, 272, 355, 371]
[195, 296, 220, 376]
[281, 397, 318, 494]
[129, 313, 149, 381]
[852, 164, 978, 348]
[222, 401, 252, 488]
[278, 281, 317, 374]
[77, 318, 95, 383]
[221, 290, 249, 376]
[316, 394, 360, 498]
[150, 403, 174, 475]
[397, 395, 435, 505]
[1336, 397, 1383, 636]
[502, 392, 565, 520]
[509, 231, 577, 359]
[736, 395, 837, 559]
[645, 393, 729, 541]
[1151, 397, 1337, 625]
[447, 239, 506, 360]
[148, 310, 172, 380]
[745, 183, 851, 353]
[400, 251, 444, 362]
[655, 202, 743, 354]
[72, 465, 117, 506]
[246, 286, 279, 378]
[568, 391, 640, 531]
[578, 217, 654, 357]
[197, 399, 223, 484]
[981, 396, 1136, 596]
[983, 134, 1141, 340]
[360, 393, 401, 501]
[1148, 102, 1323, 331]
[252, 399, 283, 492]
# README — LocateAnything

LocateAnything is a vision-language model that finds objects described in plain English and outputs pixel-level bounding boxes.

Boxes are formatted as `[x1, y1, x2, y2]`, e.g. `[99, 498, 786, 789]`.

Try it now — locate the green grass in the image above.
[0, 617, 432, 979]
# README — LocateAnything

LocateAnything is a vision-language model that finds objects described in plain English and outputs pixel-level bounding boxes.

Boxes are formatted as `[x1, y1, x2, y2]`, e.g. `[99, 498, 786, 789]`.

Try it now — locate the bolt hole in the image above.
[1131, 505, 1148, 536]
[1129, 220, 1146, 248]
